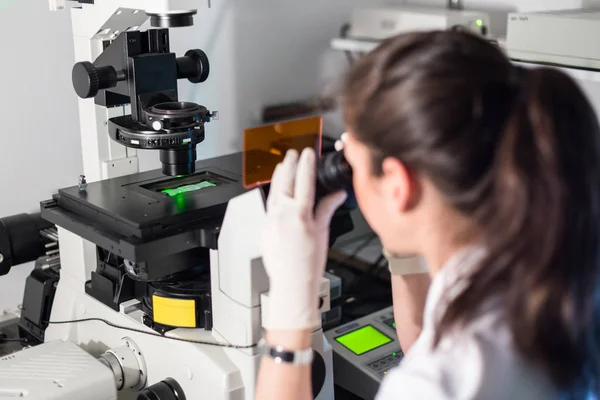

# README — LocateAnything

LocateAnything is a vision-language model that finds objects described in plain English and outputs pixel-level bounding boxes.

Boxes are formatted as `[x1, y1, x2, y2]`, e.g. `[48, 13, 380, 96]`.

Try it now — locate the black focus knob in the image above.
[72, 61, 119, 98]
[137, 378, 186, 400]
[176, 49, 210, 84]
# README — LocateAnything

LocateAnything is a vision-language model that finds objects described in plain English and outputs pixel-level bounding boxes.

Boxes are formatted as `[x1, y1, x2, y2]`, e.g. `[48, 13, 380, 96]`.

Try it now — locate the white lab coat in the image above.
[375, 249, 557, 400]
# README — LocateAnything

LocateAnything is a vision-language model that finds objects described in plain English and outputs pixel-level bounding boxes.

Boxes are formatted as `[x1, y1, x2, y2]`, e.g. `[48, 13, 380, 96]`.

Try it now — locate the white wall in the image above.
[2, 0, 600, 310]
[0, 1, 82, 310]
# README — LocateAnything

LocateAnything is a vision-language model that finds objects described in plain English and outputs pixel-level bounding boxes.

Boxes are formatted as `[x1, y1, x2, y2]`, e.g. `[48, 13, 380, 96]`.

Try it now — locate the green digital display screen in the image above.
[335, 325, 392, 355]
[161, 180, 216, 196]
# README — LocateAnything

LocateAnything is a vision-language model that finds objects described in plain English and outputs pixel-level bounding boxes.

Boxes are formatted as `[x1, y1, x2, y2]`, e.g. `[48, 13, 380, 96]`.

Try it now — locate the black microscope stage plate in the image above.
[40, 152, 252, 262]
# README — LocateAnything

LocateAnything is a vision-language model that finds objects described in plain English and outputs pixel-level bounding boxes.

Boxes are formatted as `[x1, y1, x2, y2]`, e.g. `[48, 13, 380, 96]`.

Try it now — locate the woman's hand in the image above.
[256, 147, 346, 400]
[261, 148, 347, 331]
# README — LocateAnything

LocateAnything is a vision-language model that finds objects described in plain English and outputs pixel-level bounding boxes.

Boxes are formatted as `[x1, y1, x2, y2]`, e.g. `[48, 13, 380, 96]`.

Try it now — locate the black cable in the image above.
[47, 318, 254, 349]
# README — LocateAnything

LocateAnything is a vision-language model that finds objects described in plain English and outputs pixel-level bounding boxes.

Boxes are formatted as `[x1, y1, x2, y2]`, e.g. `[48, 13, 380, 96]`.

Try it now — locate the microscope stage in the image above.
[41, 153, 250, 262]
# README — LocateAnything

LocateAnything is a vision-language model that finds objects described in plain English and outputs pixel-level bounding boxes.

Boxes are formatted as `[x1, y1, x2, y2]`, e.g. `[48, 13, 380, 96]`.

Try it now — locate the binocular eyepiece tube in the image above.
[316, 151, 353, 196]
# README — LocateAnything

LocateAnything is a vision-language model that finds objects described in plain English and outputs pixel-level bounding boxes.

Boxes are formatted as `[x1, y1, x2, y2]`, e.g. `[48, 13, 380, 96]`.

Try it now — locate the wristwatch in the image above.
[382, 249, 429, 276]
[258, 339, 313, 365]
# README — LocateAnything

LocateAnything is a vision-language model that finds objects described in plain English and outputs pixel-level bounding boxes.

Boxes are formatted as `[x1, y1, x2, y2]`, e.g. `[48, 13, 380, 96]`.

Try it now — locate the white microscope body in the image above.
[43, 191, 334, 400]
[8, 2, 336, 399]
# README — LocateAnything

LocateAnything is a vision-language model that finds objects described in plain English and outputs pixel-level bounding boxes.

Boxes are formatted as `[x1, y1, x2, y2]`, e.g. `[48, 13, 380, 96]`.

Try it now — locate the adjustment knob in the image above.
[72, 62, 120, 99]
[176, 49, 210, 84]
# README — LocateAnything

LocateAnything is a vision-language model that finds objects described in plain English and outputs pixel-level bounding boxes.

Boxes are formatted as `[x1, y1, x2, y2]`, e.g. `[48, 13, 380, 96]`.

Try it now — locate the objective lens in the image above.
[317, 151, 353, 195]
[160, 148, 197, 176]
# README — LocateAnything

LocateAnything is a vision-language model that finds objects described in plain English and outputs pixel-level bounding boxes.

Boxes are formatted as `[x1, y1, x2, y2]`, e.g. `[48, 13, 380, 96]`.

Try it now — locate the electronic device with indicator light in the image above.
[348, 6, 490, 41]
[325, 306, 401, 400]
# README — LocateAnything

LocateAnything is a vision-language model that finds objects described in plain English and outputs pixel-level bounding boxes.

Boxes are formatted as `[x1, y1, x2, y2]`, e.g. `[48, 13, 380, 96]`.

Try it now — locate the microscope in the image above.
[0, 1, 354, 399]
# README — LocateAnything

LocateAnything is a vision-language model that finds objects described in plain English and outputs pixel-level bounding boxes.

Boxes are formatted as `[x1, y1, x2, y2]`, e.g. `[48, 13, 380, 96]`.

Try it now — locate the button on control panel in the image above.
[366, 350, 403, 378]
[375, 311, 396, 330]
[382, 317, 395, 330]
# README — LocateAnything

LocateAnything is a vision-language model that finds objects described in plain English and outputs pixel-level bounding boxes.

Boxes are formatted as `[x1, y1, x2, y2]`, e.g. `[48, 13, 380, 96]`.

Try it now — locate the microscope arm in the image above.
[47, 0, 210, 184]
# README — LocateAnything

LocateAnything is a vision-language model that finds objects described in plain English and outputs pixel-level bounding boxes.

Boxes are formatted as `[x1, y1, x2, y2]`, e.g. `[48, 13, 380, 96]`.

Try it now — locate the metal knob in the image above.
[72, 61, 121, 98]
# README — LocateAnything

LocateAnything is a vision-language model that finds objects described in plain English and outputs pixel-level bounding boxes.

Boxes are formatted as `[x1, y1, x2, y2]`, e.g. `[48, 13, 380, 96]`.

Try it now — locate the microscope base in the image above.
[46, 275, 249, 399]
[45, 273, 335, 399]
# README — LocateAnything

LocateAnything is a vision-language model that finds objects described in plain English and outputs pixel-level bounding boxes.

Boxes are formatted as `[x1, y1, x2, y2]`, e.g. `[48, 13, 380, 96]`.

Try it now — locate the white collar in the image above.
[424, 246, 486, 325]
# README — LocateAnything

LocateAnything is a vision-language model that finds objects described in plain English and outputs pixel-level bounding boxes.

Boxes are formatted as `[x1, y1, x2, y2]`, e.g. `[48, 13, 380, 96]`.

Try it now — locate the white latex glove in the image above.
[261, 148, 348, 330]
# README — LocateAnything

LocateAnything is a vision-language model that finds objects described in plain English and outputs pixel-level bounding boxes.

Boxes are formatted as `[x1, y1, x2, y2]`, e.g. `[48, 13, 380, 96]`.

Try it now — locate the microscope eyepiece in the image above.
[316, 151, 353, 195]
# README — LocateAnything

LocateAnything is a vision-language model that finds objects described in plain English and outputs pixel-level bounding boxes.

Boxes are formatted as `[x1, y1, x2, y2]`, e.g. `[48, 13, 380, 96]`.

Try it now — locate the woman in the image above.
[256, 30, 600, 399]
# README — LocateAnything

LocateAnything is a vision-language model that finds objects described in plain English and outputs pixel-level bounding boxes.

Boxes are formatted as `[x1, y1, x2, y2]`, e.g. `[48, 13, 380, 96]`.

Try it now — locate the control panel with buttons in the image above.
[325, 306, 401, 399]
[367, 351, 403, 377]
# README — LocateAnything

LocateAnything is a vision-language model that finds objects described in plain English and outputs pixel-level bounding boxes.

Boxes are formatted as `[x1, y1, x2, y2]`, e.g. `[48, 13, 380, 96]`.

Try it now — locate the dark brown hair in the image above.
[342, 30, 600, 396]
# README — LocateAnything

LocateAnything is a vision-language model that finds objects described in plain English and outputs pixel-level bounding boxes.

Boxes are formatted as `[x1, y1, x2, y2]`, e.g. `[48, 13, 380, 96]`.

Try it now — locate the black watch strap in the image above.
[259, 339, 313, 365]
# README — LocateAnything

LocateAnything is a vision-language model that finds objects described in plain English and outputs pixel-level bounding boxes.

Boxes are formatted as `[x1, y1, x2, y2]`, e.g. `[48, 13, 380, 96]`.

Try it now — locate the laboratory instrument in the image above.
[0, 1, 355, 399]
[506, 8, 600, 70]
[331, 5, 491, 54]
[325, 306, 401, 400]
[348, 6, 490, 40]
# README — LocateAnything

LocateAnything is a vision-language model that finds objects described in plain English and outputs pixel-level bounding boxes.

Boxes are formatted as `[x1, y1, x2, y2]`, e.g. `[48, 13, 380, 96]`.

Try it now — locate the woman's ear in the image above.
[382, 157, 421, 212]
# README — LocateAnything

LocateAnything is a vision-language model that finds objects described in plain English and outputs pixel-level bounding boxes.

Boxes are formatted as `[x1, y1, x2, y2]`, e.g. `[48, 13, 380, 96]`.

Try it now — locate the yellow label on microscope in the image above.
[152, 295, 196, 328]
